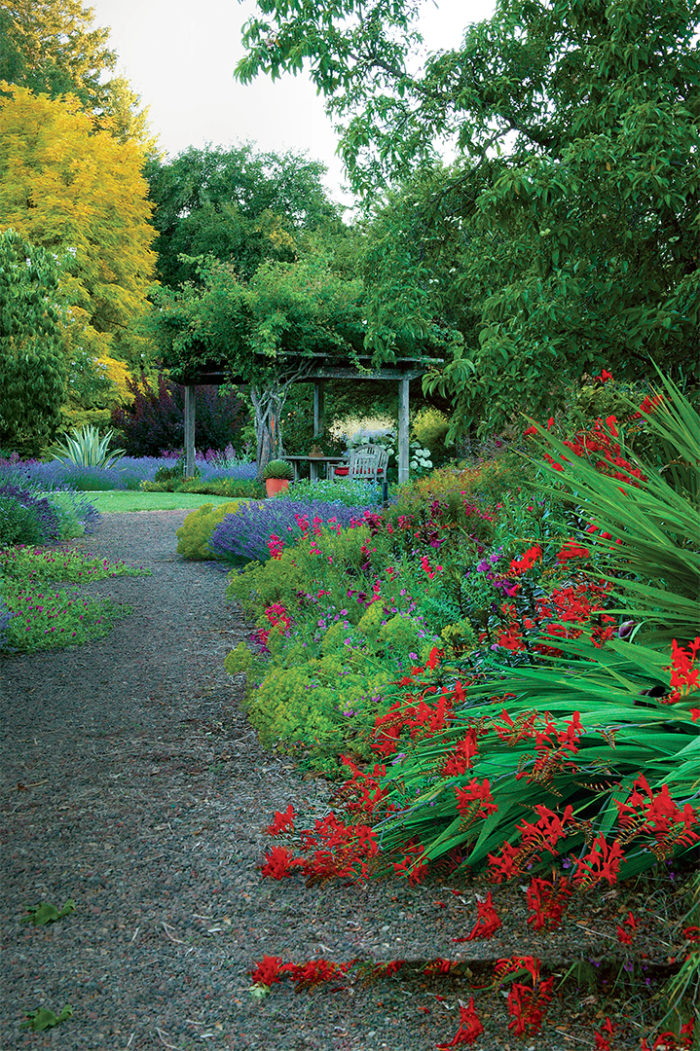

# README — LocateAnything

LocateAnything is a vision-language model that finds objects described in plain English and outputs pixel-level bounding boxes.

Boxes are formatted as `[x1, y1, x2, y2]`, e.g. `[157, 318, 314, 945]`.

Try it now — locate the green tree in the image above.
[146, 144, 341, 288]
[238, 0, 700, 436]
[0, 229, 67, 454]
[149, 254, 364, 471]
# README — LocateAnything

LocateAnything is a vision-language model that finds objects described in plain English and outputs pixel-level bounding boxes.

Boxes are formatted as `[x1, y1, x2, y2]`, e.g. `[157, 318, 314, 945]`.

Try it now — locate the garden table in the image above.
[283, 455, 346, 482]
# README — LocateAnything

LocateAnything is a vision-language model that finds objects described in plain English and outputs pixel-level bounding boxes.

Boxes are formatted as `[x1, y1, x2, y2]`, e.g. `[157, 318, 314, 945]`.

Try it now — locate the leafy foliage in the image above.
[0, 229, 67, 455]
[20, 1005, 73, 1032]
[0, 0, 154, 147]
[146, 144, 340, 288]
[21, 900, 75, 926]
[238, 0, 700, 434]
[111, 373, 248, 457]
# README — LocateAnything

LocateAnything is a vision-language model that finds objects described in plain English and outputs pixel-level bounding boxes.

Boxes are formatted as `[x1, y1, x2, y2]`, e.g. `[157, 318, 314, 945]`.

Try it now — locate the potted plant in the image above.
[263, 459, 293, 497]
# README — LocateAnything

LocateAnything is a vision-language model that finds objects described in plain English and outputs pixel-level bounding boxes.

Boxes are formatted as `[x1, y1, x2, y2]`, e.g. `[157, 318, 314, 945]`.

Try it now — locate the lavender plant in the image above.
[210, 499, 374, 564]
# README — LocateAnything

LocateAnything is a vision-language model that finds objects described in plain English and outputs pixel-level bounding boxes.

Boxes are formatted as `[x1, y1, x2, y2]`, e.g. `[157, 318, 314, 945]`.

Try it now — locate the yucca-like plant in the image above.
[50, 425, 125, 469]
[371, 373, 699, 885]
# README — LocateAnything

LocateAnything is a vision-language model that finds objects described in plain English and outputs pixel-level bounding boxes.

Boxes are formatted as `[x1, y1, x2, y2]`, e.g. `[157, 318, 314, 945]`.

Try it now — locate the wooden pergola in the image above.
[180, 355, 437, 485]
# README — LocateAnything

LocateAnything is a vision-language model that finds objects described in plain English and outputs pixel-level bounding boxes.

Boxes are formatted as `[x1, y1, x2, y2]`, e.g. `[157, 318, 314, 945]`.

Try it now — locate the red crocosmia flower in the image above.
[506, 977, 554, 1037]
[594, 369, 614, 383]
[509, 544, 542, 575]
[617, 910, 638, 944]
[574, 835, 625, 888]
[594, 1016, 615, 1050]
[605, 414, 619, 437]
[427, 646, 443, 670]
[546, 417, 555, 431]
[524, 424, 538, 436]
[260, 845, 297, 879]
[665, 637, 700, 703]
[454, 778, 498, 825]
[526, 877, 572, 931]
[683, 926, 700, 942]
[453, 892, 501, 942]
[265, 804, 296, 836]
[557, 539, 591, 564]
[250, 955, 287, 986]
[436, 997, 484, 1048]
[633, 392, 663, 418]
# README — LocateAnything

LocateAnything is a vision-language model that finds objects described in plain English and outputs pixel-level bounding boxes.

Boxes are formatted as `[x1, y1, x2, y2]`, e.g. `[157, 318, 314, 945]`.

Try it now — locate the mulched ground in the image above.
[0, 511, 687, 1050]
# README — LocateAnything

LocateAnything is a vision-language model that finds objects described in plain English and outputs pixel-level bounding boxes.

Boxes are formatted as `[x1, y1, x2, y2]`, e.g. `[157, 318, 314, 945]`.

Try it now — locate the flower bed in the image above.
[224, 375, 699, 1045]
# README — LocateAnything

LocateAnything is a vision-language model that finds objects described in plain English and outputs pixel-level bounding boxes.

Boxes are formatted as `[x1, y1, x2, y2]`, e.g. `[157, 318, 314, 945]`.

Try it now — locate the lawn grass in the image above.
[83, 491, 243, 513]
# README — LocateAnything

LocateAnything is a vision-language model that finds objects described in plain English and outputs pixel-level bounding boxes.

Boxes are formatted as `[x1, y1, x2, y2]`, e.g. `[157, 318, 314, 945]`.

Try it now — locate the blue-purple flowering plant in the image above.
[0, 455, 257, 492]
[210, 499, 374, 565]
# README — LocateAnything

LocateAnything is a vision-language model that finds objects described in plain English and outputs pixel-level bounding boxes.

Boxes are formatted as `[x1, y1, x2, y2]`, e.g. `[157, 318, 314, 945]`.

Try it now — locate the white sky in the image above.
[87, 0, 497, 205]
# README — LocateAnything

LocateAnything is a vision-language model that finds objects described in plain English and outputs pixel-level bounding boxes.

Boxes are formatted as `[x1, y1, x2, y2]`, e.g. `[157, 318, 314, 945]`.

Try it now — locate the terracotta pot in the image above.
[265, 477, 290, 497]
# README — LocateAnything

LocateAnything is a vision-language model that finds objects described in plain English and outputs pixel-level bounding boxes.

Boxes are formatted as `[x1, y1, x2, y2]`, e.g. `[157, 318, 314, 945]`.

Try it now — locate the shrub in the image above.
[210, 499, 373, 565]
[176, 501, 244, 560]
[112, 373, 248, 456]
[0, 483, 61, 544]
[412, 406, 451, 466]
[0, 495, 45, 546]
[262, 459, 294, 480]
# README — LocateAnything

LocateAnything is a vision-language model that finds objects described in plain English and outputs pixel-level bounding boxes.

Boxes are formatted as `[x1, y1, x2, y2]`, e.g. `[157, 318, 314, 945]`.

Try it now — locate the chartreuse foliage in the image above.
[176, 501, 244, 561]
[0, 84, 156, 370]
[371, 377, 700, 885]
[225, 524, 441, 771]
[21, 1005, 73, 1032]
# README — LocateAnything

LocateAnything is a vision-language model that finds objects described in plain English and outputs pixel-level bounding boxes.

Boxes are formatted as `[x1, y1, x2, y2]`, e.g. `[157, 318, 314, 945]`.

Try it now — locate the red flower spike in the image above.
[250, 955, 288, 986]
[453, 892, 501, 942]
[265, 804, 296, 836]
[594, 1016, 615, 1049]
[436, 998, 484, 1048]
[261, 845, 298, 880]
[617, 911, 638, 945]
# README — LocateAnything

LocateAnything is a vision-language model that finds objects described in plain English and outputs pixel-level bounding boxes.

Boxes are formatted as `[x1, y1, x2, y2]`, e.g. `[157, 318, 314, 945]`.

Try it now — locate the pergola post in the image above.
[313, 382, 325, 438]
[184, 385, 196, 477]
[398, 376, 410, 485]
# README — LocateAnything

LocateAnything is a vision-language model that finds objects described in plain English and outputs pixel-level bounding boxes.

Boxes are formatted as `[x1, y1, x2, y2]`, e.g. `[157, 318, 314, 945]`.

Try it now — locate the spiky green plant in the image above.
[372, 373, 699, 882]
[50, 424, 125, 468]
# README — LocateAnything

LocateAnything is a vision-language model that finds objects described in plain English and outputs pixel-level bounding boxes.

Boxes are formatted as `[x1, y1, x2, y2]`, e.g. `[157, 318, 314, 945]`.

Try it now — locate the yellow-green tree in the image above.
[0, 0, 155, 150]
[0, 83, 157, 369]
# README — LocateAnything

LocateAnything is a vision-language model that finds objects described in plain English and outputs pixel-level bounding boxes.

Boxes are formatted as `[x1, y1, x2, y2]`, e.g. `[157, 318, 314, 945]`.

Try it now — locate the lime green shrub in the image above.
[412, 406, 450, 466]
[176, 501, 243, 560]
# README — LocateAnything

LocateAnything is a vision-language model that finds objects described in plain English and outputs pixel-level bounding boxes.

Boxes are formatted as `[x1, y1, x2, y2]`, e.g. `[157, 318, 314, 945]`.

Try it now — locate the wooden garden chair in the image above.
[331, 444, 389, 483]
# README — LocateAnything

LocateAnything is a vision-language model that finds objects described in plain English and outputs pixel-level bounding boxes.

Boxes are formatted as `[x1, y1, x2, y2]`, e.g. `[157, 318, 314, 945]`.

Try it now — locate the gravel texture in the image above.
[0, 511, 682, 1051]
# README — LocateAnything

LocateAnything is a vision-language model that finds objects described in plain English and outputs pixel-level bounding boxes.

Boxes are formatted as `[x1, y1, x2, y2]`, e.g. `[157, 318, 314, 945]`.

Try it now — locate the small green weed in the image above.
[21, 1005, 73, 1031]
[21, 900, 75, 926]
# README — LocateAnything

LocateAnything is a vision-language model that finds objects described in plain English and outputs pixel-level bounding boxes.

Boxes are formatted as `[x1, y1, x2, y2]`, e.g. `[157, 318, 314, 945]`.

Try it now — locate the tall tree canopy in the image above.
[0, 84, 157, 369]
[0, 0, 155, 148]
[0, 229, 67, 454]
[146, 145, 342, 288]
[238, 0, 700, 434]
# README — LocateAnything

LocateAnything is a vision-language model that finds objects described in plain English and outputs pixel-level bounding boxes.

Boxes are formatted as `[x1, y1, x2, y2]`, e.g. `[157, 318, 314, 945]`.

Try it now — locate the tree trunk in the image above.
[251, 365, 315, 479]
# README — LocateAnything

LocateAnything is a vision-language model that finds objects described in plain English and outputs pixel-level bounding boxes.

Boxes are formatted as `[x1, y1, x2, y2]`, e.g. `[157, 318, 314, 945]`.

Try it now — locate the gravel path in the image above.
[0, 512, 678, 1050]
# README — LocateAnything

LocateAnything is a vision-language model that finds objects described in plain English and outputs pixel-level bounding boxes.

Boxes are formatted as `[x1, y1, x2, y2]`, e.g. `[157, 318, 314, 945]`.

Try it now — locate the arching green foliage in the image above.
[0, 229, 67, 454]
